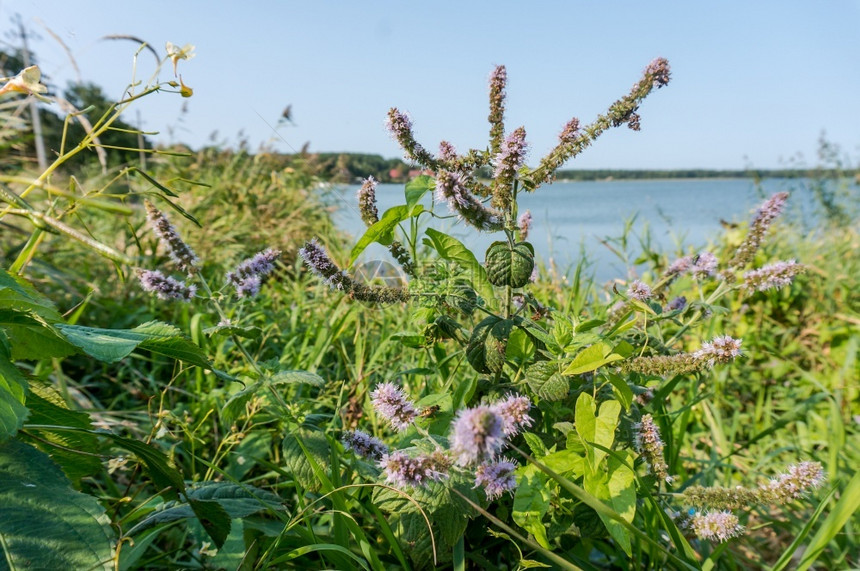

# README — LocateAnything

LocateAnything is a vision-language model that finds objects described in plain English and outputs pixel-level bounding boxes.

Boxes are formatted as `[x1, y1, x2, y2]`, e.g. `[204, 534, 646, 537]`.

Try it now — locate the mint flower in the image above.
[450, 405, 506, 465]
[386, 108, 437, 168]
[743, 260, 804, 293]
[693, 335, 743, 367]
[644, 57, 671, 88]
[227, 248, 281, 298]
[145, 201, 199, 274]
[622, 336, 742, 376]
[689, 252, 718, 279]
[689, 510, 744, 542]
[342, 430, 388, 460]
[370, 382, 418, 432]
[633, 414, 672, 483]
[492, 127, 528, 211]
[488, 65, 507, 154]
[475, 458, 518, 500]
[517, 210, 532, 241]
[380, 450, 451, 488]
[435, 171, 503, 231]
[761, 461, 826, 504]
[357, 176, 380, 226]
[492, 394, 533, 437]
[729, 192, 789, 269]
[626, 280, 653, 301]
[438, 141, 458, 163]
[136, 269, 196, 302]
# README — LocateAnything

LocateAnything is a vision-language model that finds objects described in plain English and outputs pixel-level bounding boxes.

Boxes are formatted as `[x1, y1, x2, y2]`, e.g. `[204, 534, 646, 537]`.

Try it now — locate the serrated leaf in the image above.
[0, 308, 75, 360]
[189, 498, 231, 549]
[485, 241, 534, 288]
[425, 228, 496, 309]
[525, 361, 569, 401]
[203, 323, 261, 339]
[405, 175, 434, 208]
[0, 440, 114, 570]
[350, 204, 423, 264]
[563, 342, 625, 375]
[282, 429, 330, 492]
[506, 327, 535, 365]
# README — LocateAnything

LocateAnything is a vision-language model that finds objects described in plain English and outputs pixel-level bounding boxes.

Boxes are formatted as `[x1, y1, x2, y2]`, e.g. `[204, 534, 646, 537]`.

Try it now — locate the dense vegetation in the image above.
[0, 41, 857, 571]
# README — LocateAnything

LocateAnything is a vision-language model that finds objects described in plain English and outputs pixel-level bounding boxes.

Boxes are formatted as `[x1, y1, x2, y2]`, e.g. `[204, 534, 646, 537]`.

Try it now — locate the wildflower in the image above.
[743, 260, 804, 293]
[626, 280, 653, 301]
[689, 510, 744, 542]
[488, 65, 507, 153]
[475, 458, 518, 500]
[518, 210, 532, 240]
[644, 57, 671, 88]
[760, 461, 826, 504]
[386, 108, 437, 167]
[438, 141, 458, 163]
[136, 269, 196, 302]
[492, 127, 528, 211]
[559, 118, 581, 144]
[165, 42, 195, 76]
[633, 414, 672, 483]
[370, 382, 418, 431]
[693, 335, 742, 367]
[450, 405, 506, 465]
[380, 450, 451, 488]
[622, 336, 742, 376]
[729, 192, 789, 269]
[299, 239, 409, 303]
[492, 394, 533, 437]
[666, 255, 692, 276]
[666, 296, 687, 311]
[0, 65, 49, 102]
[342, 429, 389, 460]
[689, 252, 718, 279]
[226, 248, 281, 298]
[357, 176, 380, 226]
[145, 201, 199, 274]
[435, 171, 504, 231]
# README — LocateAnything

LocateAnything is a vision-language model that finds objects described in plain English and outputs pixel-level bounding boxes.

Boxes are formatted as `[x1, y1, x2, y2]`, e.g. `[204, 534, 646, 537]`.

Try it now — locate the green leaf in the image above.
[282, 429, 331, 492]
[563, 342, 625, 375]
[203, 323, 261, 339]
[0, 308, 75, 361]
[485, 241, 535, 288]
[189, 498, 232, 549]
[24, 384, 101, 482]
[604, 372, 634, 411]
[56, 321, 233, 381]
[425, 228, 496, 309]
[525, 361, 569, 401]
[0, 440, 114, 570]
[512, 467, 551, 548]
[405, 175, 435, 208]
[583, 450, 636, 556]
[506, 327, 536, 365]
[350, 204, 423, 264]
[0, 334, 28, 441]
[574, 393, 620, 471]
[222, 369, 325, 422]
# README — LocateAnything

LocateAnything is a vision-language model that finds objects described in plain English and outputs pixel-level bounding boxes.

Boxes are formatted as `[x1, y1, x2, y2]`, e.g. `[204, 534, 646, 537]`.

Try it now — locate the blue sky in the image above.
[5, 1, 859, 169]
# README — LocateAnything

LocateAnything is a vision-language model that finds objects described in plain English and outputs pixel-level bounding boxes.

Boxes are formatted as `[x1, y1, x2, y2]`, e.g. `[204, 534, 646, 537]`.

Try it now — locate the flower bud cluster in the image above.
[517, 210, 532, 241]
[299, 239, 409, 303]
[475, 458, 518, 500]
[136, 269, 196, 302]
[488, 65, 507, 154]
[370, 382, 418, 432]
[683, 461, 825, 510]
[380, 450, 452, 488]
[729, 192, 789, 269]
[145, 201, 199, 274]
[226, 248, 281, 298]
[689, 510, 744, 543]
[633, 414, 672, 483]
[386, 108, 438, 168]
[622, 336, 742, 376]
[491, 127, 528, 211]
[626, 280, 653, 302]
[357, 176, 380, 226]
[342, 429, 389, 460]
[743, 260, 804, 293]
[435, 171, 504, 231]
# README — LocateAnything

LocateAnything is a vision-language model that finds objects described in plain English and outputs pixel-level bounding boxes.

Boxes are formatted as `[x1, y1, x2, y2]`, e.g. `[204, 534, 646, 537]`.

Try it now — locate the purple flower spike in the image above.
[370, 382, 418, 432]
[136, 269, 196, 302]
[475, 458, 518, 500]
[492, 394, 533, 437]
[380, 450, 451, 488]
[450, 405, 506, 466]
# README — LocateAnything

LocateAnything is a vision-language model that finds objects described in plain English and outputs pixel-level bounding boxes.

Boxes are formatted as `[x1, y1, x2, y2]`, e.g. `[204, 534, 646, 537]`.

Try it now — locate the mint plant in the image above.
[300, 58, 825, 567]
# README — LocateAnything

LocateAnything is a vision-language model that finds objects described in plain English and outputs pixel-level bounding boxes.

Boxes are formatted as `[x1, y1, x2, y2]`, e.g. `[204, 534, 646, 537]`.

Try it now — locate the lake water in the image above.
[331, 178, 852, 283]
